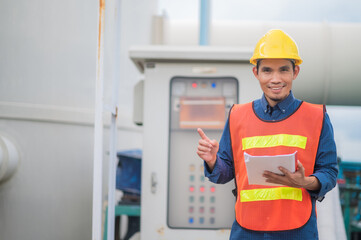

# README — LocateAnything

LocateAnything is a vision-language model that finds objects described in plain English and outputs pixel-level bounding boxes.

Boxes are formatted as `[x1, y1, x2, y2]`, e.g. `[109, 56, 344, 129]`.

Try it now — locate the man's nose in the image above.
[270, 72, 282, 84]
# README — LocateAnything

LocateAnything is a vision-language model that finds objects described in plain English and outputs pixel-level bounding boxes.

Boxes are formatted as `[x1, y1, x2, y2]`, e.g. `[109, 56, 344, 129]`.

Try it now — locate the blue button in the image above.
[211, 83, 216, 88]
[189, 217, 194, 224]
[199, 217, 204, 224]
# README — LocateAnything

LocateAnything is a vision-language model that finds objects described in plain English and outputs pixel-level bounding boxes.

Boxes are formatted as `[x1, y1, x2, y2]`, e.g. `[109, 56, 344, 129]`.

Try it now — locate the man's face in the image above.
[253, 59, 300, 107]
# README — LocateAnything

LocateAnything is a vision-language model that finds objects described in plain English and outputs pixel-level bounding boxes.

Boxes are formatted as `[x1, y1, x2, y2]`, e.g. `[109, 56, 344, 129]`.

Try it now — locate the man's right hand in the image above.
[196, 128, 219, 171]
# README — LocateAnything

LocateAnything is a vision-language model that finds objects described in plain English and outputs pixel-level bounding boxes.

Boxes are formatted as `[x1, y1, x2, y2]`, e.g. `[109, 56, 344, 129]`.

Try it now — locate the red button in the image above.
[199, 207, 204, 213]
[210, 186, 215, 192]
[210, 207, 215, 213]
[189, 207, 194, 213]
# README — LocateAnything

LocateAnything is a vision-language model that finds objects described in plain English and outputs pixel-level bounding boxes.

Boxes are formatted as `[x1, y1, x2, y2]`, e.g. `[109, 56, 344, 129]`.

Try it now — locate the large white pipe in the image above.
[164, 20, 361, 106]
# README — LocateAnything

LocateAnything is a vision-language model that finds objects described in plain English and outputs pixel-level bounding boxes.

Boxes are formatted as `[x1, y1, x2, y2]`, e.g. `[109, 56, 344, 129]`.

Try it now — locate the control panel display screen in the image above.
[179, 97, 225, 129]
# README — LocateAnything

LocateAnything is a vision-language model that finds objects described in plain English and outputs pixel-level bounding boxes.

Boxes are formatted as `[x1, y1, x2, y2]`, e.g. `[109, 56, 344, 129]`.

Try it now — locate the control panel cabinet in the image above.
[168, 77, 238, 229]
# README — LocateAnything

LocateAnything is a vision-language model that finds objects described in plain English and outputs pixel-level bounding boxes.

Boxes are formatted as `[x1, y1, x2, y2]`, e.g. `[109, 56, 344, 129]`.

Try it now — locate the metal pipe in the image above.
[199, 0, 211, 45]
[106, 0, 122, 239]
[92, 0, 105, 239]
[107, 115, 117, 240]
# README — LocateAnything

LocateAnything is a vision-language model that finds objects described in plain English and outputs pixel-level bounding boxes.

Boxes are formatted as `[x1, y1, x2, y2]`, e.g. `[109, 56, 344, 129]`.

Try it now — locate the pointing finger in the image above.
[197, 128, 210, 141]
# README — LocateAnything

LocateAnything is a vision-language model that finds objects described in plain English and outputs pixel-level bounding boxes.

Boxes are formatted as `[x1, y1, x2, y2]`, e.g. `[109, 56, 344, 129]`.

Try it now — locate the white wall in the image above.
[0, 0, 156, 239]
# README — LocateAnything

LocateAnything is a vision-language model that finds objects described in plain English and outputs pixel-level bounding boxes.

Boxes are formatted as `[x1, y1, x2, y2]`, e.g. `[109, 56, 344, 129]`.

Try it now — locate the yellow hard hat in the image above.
[250, 29, 302, 65]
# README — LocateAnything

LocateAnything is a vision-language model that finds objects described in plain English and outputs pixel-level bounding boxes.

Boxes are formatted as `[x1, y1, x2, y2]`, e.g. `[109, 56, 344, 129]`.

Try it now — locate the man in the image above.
[196, 29, 338, 239]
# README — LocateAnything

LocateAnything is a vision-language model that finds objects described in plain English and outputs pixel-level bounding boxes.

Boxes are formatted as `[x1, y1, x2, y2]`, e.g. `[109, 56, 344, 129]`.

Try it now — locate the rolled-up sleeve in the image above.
[204, 118, 235, 184]
[309, 112, 339, 200]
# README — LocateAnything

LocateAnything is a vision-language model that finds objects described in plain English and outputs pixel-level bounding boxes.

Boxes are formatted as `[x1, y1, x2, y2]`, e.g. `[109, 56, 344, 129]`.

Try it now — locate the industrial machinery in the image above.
[338, 160, 361, 239]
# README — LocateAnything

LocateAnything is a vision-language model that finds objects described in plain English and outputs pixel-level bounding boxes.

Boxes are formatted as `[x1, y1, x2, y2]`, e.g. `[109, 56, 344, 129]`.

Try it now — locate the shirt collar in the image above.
[261, 91, 296, 114]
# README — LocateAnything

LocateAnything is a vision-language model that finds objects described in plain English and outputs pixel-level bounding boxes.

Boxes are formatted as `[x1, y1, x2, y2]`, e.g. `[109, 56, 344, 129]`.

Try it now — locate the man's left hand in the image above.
[263, 160, 320, 191]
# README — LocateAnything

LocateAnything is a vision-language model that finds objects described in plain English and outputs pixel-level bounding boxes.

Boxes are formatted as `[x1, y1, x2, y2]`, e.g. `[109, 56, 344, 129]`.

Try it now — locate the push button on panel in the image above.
[199, 207, 204, 214]
[189, 164, 195, 172]
[189, 175, 195, 181]
[189, 206, 194, 213]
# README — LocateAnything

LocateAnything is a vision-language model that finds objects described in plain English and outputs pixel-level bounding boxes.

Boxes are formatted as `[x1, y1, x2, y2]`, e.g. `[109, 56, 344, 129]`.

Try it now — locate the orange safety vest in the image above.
[229, 101, 324, 231]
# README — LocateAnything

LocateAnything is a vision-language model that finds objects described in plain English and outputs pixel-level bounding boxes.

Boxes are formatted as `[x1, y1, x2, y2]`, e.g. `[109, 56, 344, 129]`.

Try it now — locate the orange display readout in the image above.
[179, 97, 225, 129]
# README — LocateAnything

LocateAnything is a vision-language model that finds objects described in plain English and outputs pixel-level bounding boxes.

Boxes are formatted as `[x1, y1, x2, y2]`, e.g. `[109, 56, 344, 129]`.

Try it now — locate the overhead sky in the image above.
[158, 0, 361, 22]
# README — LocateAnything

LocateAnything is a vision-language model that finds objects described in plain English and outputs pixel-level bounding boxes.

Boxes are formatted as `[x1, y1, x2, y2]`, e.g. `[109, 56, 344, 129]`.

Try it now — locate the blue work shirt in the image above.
[204, 92, 338, 240]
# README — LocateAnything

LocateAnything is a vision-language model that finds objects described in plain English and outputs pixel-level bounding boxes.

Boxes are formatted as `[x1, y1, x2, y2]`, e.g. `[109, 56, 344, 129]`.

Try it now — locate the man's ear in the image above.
[293, 65, 300, 80]
[252, 66, 259, 79]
